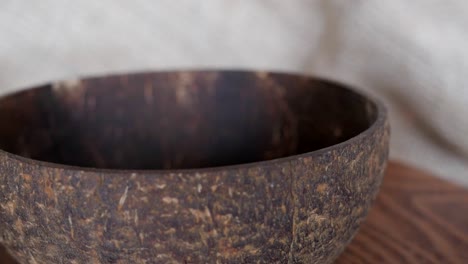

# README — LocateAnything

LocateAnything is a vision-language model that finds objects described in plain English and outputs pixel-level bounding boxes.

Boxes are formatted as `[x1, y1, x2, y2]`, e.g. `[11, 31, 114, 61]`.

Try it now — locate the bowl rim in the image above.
[0, 69, 388, 174]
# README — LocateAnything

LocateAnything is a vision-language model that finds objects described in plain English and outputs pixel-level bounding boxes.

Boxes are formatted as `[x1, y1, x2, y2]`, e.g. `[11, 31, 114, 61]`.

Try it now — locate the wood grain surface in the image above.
[336, 161, 468, 264]
[0, 161, 466, 263]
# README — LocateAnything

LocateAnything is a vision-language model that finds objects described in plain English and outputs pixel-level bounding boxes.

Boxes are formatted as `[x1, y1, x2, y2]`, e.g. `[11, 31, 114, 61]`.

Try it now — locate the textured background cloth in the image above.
[1, 0, 467, 185]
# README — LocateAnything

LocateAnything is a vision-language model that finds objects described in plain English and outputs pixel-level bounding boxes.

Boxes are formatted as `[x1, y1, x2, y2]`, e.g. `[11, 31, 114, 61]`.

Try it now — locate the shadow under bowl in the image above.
[0, 70, 389, 263]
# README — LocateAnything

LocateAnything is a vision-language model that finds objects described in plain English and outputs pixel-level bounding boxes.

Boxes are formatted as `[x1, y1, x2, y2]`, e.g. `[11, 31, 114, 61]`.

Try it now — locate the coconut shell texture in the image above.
[0, 71, 389, 263]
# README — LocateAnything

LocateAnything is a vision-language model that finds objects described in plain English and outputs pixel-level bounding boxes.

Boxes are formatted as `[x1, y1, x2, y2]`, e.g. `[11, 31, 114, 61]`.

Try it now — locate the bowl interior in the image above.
[0, 71, 377, 170]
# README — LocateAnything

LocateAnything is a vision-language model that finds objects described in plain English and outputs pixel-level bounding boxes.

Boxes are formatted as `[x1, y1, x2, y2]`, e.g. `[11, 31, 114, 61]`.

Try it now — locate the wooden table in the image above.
[1, 162, 467, 263]
[336, 162, 468, 263]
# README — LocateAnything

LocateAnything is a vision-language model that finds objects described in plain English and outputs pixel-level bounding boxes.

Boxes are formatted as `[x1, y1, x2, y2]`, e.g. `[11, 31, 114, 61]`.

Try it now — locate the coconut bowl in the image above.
[0, 70, 389, 263]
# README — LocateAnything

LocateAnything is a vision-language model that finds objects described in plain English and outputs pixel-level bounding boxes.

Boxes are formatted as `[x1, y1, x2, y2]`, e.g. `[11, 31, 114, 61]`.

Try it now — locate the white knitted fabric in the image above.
[1, 0, 467, 185]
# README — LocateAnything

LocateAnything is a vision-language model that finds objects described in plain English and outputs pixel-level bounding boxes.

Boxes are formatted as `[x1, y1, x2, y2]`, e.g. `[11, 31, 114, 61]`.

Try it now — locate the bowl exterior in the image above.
[0, 71, 389, 263]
